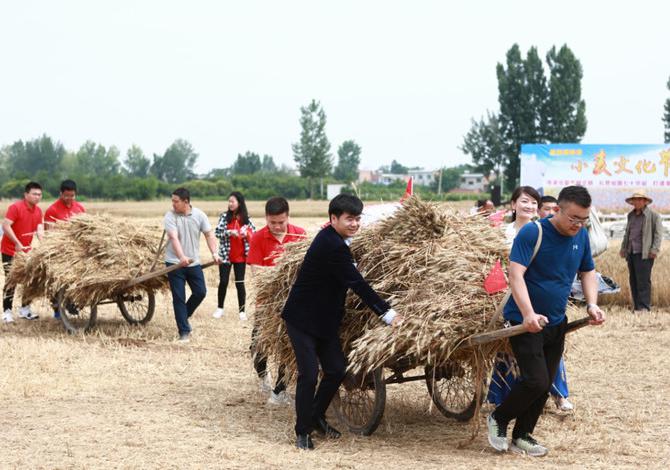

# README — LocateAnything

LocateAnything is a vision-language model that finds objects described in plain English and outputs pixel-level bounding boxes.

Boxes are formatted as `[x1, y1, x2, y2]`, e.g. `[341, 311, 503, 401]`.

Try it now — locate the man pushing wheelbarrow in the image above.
[486, 186, 605, 457]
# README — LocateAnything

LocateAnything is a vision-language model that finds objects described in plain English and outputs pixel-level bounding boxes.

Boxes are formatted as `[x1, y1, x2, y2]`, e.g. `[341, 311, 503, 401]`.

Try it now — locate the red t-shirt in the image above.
[44, 199, 86, 224]
[227, 218, 245, 263]
[1, 200, 43, 256]
[247, 223, 307, 267]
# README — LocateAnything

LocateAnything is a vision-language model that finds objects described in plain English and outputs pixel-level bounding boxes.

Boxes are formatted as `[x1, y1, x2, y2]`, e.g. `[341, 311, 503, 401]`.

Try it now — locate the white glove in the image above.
[382, 308, 398, 325]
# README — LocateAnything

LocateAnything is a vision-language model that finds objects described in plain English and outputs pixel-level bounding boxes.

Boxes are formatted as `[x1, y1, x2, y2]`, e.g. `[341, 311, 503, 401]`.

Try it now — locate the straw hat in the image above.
[625, 189, 653, 205]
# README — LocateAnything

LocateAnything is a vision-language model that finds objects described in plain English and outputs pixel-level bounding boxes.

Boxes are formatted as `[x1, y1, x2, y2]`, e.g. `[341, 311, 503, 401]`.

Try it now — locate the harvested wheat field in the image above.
[1, 203, 669, 469]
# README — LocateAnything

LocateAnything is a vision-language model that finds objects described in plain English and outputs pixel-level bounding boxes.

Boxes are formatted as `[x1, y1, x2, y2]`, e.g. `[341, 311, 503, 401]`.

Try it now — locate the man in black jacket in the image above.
[282, 194, 403, 450]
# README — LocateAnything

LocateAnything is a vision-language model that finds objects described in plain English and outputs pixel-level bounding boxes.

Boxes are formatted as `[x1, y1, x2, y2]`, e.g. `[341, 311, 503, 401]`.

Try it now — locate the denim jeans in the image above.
[167, 263, 207, 336]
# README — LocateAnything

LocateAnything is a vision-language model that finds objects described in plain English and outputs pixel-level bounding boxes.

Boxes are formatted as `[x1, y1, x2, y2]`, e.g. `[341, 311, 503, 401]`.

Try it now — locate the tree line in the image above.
[464, 43, 670, 193]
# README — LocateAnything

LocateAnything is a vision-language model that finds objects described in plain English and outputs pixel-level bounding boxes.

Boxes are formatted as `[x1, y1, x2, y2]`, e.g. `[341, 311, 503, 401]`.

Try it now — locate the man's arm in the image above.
[579, 269, 606, 325]
[508, 261, 547, 333]
[203, 230, 222, 264]
[36, 223, 44, 241]
[328, 243, 402, 326]
[619, 214, 630, 258]
[1, 218, 26, 252]
[166, 230, 190, 267]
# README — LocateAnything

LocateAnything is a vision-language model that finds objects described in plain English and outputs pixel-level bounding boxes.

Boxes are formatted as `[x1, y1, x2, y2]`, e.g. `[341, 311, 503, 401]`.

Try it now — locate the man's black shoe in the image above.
[312, 417, 341, 439]
[296, 434, 314, 450]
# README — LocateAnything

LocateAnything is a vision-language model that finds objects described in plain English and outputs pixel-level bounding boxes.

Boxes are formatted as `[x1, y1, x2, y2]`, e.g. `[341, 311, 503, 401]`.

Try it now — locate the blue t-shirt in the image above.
[503, 217, 595, 326]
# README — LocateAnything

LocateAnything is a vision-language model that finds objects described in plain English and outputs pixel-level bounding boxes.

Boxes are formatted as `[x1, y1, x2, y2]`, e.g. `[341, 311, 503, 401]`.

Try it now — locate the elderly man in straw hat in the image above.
[619, 190, 664, 313]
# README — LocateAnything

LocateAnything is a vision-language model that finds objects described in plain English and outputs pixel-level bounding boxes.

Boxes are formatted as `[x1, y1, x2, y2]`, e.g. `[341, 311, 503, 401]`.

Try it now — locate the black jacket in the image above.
[281, 225, 391, 338]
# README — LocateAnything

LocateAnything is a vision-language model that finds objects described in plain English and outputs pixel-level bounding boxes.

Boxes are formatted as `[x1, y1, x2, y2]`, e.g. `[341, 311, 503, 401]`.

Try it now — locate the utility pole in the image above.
[437, 168, 443, 196]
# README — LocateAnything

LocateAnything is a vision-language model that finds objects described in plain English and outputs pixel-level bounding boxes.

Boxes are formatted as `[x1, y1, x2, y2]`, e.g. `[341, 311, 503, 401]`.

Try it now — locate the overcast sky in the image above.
[1, 0, 669, 174]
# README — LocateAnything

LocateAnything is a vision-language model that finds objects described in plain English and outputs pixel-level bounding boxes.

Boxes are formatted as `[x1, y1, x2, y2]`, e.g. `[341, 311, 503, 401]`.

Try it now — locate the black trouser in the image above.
[285, 321, 346, 436]
[217, 262, 246, 311]
[251, 323, 287, 394]
[2, 253, 28, 312]
[494, 317, 567, 439]
[627, 253, 654, 311]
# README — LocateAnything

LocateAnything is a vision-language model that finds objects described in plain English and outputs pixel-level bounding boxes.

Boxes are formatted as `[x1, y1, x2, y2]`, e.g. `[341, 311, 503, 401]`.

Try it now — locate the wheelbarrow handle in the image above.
[465, 316, 592, 346]
[124, 259, 219, 289]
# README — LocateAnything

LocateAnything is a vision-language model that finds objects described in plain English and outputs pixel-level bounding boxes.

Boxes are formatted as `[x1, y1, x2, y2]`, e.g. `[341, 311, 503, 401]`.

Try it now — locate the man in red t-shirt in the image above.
[44, 179, 86, 319]
[248, 197, 307, 405]
[2, 181, 44, 322]
[44, 179, 85, 228]
[247, 198, 306, 268]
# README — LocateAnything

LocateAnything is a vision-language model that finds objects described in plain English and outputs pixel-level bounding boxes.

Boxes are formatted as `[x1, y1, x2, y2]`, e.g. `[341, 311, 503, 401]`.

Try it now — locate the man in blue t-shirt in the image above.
[487, 186, 606, 457]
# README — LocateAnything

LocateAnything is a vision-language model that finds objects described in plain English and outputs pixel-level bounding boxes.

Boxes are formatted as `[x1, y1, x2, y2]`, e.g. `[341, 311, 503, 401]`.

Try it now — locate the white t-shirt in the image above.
[164, 207, 211, 266]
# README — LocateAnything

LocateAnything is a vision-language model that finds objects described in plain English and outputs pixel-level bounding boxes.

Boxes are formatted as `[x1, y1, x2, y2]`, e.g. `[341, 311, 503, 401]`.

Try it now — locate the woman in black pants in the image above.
[213, 191, 255, 320]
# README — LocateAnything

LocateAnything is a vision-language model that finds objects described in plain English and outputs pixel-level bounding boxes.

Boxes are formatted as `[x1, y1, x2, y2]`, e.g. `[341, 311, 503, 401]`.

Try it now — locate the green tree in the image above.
[496, 44, 536, 187]
[261, 154, 277, 173]
[664, 76, 670, 143]
[390, 159, 408, 174]
[461, 112, 506, 181]
[123, 144, 151, 177]
[543, 45, 587, 143]
[432, 164, 474, 193]
[76, 141, 120, 176]
[292, 99, 332, 198]
[151, 139, 198, 183]
[232, 151, 262, 174]
[333, 140, 361, 182]
[4, 135, 66, 177]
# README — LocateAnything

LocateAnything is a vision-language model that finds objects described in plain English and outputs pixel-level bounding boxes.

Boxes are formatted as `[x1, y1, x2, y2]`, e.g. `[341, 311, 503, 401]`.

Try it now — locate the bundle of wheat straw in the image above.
[7, 213, 166, 306]
[252, 197, 510, 388]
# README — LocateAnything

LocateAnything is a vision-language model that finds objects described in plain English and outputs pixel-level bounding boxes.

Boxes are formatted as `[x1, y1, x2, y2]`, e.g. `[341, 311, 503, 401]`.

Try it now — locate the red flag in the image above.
[484, 259, 508, 294]
[401, 177, 413, 201]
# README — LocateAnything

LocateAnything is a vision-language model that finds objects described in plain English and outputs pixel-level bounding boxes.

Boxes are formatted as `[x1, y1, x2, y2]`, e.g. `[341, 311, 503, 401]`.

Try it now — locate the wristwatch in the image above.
[586, 303, 598, 312]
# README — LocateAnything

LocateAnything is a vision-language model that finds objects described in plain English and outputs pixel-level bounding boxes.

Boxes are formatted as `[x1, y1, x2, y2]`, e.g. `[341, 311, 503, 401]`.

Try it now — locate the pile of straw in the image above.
[7, 214, 166, 306]
[253, 197, 510, 386]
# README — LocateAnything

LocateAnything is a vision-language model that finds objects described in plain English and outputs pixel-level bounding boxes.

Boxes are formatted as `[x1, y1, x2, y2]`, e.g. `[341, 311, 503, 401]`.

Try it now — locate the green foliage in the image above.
[432, 164, 474, 193]
[76, 141, 121, 176]
[261, 155, 277, 173]
[468, 43, 587, 189]
[232, 151, 262, 175]
[124, 145, 151, 177]
[151, 139, 198, 183]
[664, 76, 670, 143]
[390, 159, 409, 174]
[2, 135, 66, 178]
[544, 45, 587, 142]
[348, 180, 480, 202]
[292, 99, 332, 197]
[334, 140, 361, 182]
[461, 112, 504, 180]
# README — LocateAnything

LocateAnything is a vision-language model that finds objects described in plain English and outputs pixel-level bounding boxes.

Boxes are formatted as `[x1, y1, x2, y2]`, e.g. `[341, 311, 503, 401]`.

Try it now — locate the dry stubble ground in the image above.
[1, 201, 669, 469]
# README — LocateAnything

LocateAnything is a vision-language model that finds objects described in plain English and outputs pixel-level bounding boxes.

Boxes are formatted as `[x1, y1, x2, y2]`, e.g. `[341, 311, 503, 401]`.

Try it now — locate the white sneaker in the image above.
[510, 434, 548, 457]
[267, 390, 293, 406]
[487, 413, 509, 452]
[18, 306, 39, 320]
[212, 308, 224, 319]
[239, 310, 247, 321]
[2, 309, 14, 323]
[554, 396, 574, 411]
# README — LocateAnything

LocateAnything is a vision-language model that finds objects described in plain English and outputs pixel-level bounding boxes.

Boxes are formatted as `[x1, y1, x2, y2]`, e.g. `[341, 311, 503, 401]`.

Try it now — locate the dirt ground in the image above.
[1, 208, 669, 469]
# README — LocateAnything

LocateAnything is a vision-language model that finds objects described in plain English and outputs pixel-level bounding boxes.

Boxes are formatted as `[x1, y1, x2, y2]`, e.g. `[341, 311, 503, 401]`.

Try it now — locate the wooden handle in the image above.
[465, 316, 591, 346]
[124, 259, 218, 289]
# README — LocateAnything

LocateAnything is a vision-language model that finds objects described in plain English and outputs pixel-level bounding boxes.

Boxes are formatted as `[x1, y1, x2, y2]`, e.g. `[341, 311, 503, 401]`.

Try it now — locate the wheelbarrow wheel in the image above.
[117, 287, 155, 325]
[330, 367, 386, 436]
[56, 288, 98, 334]
[425, 361, 480, 422]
